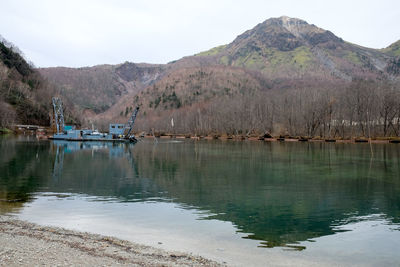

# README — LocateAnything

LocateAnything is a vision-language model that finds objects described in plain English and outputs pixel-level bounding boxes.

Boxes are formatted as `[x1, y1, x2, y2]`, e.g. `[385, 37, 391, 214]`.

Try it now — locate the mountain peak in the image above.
[271, 16, 308, 25]
[263, 16, 337, 41]
[231, 16, 342, 52]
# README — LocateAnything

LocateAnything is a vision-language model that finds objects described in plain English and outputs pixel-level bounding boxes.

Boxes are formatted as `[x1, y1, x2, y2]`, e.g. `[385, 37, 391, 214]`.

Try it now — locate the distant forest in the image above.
[133, 78, 400, 139]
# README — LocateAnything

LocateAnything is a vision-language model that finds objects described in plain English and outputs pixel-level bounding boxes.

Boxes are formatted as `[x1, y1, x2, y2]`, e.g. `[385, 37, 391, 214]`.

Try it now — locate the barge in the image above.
[50, 97, 139, 143]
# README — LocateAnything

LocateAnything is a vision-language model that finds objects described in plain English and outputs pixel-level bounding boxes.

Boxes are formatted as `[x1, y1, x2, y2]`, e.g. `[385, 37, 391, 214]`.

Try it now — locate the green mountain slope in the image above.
[382, 40, 400, 57]
[195, 17, 391, 80]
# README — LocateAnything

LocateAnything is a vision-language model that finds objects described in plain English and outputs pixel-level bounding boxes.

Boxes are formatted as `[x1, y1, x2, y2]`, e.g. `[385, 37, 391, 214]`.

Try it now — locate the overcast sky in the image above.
[0, 0, 399, 68]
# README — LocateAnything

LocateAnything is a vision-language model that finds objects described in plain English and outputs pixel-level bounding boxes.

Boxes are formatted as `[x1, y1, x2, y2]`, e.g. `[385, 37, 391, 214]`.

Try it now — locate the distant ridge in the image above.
[38, 16, 400, 138]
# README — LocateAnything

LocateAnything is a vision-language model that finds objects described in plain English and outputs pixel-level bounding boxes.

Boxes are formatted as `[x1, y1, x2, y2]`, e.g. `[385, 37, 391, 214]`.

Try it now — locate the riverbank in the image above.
[5, 124, 400, 144]
[3, 126, 400, 144]
[146, 134, 400, 144]
[0, 216, 222, 266]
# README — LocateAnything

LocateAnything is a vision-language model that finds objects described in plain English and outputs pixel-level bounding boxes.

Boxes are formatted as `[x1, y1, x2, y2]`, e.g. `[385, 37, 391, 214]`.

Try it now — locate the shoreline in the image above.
[3, 131, 400, 145]
[5, 125, 400, 144]
[0, 215, 223, 266]
[145, 134, 400, 144]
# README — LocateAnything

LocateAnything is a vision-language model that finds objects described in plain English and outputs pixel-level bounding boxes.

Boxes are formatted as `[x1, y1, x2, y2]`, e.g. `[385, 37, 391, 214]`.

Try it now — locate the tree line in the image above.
[136, 79, 400, 139]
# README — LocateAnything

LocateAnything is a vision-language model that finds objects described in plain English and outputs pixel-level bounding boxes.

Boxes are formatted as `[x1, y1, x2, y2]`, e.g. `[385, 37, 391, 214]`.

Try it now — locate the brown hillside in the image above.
[38, 16, 400, 137]
[39, 62, 166, 117]
[0, 39, 55, 127]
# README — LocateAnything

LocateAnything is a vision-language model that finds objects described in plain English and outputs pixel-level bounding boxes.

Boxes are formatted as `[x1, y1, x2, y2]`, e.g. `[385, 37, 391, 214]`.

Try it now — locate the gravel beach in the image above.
[0, 216, 223, 266]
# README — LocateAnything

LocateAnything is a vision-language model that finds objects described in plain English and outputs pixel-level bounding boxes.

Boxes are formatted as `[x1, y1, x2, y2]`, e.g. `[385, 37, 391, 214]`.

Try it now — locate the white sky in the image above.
[0, 0, 399, 68]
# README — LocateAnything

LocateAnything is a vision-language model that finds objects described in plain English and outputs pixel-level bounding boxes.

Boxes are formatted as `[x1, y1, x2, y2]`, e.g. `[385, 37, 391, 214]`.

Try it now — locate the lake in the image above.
[1, 136, 399, 266]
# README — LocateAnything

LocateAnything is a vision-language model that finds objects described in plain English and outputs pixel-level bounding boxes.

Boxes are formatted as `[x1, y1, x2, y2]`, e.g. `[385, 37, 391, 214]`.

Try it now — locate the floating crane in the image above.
[50, 97, 140, 143]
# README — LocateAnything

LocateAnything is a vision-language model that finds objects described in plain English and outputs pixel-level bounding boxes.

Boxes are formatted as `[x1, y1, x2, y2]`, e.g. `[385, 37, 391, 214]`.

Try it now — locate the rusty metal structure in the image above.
[52, 97, 65, 134]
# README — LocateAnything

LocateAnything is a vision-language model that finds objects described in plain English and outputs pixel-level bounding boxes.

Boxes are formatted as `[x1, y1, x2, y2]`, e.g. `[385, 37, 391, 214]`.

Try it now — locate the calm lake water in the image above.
[1, 135, 400, 266]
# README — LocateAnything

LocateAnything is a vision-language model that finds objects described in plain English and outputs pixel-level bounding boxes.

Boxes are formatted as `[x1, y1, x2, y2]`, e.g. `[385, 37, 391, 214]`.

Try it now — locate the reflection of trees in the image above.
[132, 141, 400, 248]
[0, 137, 53, 213]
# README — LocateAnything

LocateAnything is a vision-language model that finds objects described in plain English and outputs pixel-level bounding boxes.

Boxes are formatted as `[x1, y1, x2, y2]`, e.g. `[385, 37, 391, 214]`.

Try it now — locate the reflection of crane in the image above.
[51, 141, 139, 182]
[52, 143, 64, 182]
[124, 107, 140, 141]
[52, 97, 65, 134]
[126, 145, 139, 178]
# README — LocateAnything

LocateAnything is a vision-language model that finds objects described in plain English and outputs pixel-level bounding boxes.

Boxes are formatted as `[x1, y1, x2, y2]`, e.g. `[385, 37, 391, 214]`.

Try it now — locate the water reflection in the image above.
[0, 136, 52, 213]
[51, 140, 137, 183]
[0, 136, 400, 251]
[48, 140, 166, 202]
[131, 141, 400, 249]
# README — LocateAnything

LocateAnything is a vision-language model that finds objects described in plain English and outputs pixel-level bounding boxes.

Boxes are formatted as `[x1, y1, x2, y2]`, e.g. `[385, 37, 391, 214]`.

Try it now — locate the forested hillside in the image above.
[0, 37, 51, 127]
[128, 72, 400, 138]
[0, 36, 81, 128]
[38, 62, 165, 120]
[22, 17, 400, 137]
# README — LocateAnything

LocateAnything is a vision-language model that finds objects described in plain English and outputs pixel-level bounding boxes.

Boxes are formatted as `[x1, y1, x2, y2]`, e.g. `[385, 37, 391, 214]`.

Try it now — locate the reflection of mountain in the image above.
[131, 141, 400, 248]
[1, 137, 400, 249]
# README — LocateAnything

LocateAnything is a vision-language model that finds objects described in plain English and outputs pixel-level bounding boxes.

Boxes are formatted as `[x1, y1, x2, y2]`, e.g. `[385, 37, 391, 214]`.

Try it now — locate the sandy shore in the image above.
[0, 216, 223, 266]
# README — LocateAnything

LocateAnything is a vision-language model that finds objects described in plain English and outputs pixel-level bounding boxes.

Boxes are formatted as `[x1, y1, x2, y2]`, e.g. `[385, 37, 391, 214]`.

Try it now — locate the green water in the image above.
[1, 136, 400, 265]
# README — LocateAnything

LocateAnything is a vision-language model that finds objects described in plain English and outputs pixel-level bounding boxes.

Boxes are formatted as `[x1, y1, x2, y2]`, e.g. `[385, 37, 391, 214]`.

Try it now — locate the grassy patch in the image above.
[381, 40, 400, 57]
[195, 45, 227, 57]
[238, 51, 265, 69]
[220, 55, 230, 65]
[291, 46, 313, 66]
[345, 51, 362, 65]
[229, 46, 313, 70]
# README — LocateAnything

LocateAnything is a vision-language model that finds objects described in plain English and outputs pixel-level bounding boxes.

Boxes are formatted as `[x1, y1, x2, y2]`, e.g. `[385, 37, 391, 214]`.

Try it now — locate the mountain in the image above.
[39, 17, 400, 137]
[195, 17, 392, 80]
[38, 62, 165, 117]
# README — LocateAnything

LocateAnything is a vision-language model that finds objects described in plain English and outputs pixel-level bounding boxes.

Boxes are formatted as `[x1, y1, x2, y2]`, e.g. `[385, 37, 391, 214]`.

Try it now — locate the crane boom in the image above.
[52, 97, 65, 134]
[124, 107, 139, 139]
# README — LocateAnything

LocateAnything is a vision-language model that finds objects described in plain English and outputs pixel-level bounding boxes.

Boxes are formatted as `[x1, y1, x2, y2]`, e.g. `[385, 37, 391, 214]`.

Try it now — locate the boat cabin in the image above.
[109, 124, 125, 136]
